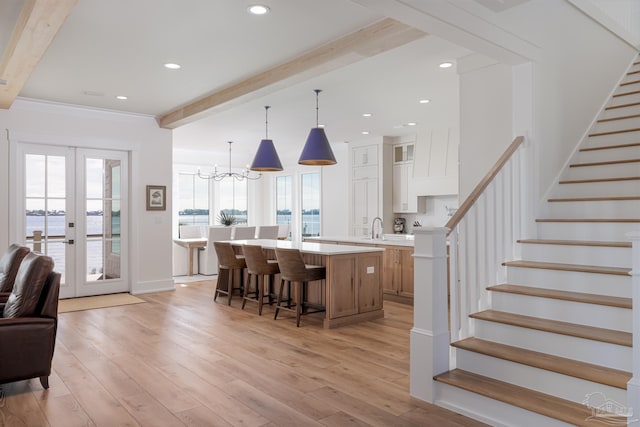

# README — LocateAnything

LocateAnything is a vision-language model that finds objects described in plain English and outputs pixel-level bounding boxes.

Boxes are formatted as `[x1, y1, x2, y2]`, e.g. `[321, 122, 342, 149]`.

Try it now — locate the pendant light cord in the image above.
[314, 89, 321, 127]
[264, 106, 270, 139]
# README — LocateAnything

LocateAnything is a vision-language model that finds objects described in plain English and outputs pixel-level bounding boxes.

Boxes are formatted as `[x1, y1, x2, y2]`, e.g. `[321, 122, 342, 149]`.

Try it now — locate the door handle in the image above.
[62, 239, 75, 245]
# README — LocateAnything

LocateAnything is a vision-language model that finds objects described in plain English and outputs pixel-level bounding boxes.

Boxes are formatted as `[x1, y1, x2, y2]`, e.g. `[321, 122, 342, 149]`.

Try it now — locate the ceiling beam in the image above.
[0, 0, 78, 109]
[158, 18, 426, 129]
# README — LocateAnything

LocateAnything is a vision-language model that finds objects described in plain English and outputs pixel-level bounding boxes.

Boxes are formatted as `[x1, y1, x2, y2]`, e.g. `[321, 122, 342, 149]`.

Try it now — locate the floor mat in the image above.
[58, 293, 145, 313]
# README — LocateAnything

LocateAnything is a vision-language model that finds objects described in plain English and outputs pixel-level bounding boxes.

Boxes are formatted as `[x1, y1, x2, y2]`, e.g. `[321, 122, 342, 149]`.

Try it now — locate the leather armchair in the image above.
[0, 252, 59, 389]
[0, 244, 30, 303]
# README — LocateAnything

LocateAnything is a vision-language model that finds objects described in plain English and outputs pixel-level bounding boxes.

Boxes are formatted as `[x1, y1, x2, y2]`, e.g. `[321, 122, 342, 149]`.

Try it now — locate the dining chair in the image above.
[232, 226, 256, 240]
[277, 224, 290, 240]
[256, 225, 279, 240]
[198, 226, 233, 275]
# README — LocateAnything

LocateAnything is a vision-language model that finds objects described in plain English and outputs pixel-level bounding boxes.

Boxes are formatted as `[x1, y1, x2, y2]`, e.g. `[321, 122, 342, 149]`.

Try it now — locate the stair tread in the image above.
[559, 176, 640, 184]
[620, 79, 640, 87]
[434, 369, 627, 426]
[589, 127, 640, 137]
[579, 142, 640, 151]
[548, 196, 640, 202]
[536, 218, 640, 223]
[605, 101, 640, 110]
[469, 310, 631, 346]
[570, 158, 640, 167]
[597, 113, 640, 122]
[452, 337, 630, 389]
[502, 260, 631, 276]
[488, 284, 631, 308]
[517, 238, 631, 248]
[613, 89, 640, 98]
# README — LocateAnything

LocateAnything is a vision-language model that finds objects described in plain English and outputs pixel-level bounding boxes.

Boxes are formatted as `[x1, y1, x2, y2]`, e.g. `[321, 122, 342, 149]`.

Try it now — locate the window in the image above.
[217, 178, 247, 224]
[276, 175, 292, 226]
[301, 172, 320, 237]
[178, 173, 209, 227]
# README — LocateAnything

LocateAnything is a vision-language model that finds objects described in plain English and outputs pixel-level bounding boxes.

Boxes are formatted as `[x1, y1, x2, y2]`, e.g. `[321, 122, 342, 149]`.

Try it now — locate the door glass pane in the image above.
[86, 158, 123, 282]
[301, 172, 320, 237]
[24, 154, 67, 283]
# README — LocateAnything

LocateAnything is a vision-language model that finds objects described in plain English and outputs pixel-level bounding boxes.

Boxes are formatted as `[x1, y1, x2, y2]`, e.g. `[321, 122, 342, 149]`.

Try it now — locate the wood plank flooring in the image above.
[0, 280, 486, 427]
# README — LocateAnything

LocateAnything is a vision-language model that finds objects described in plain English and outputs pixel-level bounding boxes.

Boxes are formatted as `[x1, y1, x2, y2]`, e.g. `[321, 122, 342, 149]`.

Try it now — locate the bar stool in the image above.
[274, 247, 326, 327]
[241, 245, 279, 315]
[213, 241, 246, 305]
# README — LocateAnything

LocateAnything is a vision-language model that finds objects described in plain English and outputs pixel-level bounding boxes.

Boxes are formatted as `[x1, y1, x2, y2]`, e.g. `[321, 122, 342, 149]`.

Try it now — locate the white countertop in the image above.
[305, 235, 415, 248]
[229, 239, 385, 255]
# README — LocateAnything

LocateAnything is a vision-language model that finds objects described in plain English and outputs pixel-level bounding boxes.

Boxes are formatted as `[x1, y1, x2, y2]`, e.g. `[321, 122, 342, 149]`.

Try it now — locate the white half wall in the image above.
[0, 99, 174, 294]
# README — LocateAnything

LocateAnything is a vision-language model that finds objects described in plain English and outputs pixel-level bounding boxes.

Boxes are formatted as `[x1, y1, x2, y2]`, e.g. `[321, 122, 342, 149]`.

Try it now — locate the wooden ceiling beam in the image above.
[0, 0, 78, 109]
[158, 18, 426, 129]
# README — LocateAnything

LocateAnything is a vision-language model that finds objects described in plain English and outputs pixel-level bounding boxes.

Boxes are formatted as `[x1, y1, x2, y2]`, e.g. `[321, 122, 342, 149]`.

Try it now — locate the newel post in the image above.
[628, 231, 640, 421]
[410, 227, 450, 402]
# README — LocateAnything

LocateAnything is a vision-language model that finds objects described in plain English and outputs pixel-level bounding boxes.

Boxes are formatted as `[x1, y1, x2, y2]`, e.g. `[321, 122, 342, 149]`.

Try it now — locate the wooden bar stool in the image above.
[213, 241, 246, 305]
[274, 247, 326, 327]
[241, 245, 279, 315]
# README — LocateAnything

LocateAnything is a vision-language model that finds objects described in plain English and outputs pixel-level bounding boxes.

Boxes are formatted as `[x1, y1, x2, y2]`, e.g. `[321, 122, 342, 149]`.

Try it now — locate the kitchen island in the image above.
[306, 235, 415, 301]
[230, 239, 385, 328]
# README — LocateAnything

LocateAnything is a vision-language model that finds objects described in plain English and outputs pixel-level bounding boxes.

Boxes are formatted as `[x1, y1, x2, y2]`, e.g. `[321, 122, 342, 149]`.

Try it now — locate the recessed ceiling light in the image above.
[407, 122, 417, 126]
[362, 113, 372, 117]
[419, 99, 430, 104]
[439, 62, 453, 68]
[248, 4, 270, 15]
[361, 131, 369, 135]
[116, 95, 128, 100]
[164, 63, 181, 70]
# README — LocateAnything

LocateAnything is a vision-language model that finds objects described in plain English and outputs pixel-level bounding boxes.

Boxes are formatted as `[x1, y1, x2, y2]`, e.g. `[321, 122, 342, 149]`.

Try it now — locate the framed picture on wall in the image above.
[146, 185, 166, 211]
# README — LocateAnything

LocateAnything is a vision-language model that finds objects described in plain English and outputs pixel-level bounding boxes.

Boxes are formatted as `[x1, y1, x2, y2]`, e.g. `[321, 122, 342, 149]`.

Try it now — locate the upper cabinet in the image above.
[350, 143, 381, 236]
[393, 143, 414, 163]
[392, 142, 417, 213]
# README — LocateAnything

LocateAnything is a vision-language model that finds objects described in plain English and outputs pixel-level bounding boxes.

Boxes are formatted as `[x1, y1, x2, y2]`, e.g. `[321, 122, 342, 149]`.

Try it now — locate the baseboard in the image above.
[384, 293, 413, 305]
[131, 278, 175, 294]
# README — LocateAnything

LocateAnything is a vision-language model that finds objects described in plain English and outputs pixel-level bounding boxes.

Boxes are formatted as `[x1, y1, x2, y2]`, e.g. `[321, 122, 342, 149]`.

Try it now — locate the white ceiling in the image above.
[4, 0, 477, 167]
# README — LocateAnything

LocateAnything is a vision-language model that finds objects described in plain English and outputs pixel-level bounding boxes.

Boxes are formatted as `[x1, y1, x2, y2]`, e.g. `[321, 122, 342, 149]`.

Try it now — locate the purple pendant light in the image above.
[298, 89, 337, 166]
[250, 106, 283, 171]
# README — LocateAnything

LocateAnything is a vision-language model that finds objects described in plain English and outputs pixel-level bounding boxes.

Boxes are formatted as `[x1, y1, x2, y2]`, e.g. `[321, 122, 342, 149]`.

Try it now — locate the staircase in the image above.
[432, 57, 640, 426]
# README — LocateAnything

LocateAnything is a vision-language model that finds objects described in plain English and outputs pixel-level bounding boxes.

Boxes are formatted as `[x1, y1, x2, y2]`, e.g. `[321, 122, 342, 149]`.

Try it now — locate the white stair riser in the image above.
[455, 349, 627, 405]
[600, 103, 640, 119]
[490, 292, 631, 332]
[575, 145, 640, 163]
[473, 319, 631, 370]
[436, 385, 574, 427]
[537, 221, 640, 242]
[564, 162, 640, 181]
[621, 73, 640, 85]
[590, 117, 640, 134]
[504, 266, 630, 297]
[552, 180, 640, 198]
[608, 92, 640, 107]
[519, 243, 631, 268]
[586, 132, 640, 147]
[614, 82, 640, 96]
[545, 200, 640, 218]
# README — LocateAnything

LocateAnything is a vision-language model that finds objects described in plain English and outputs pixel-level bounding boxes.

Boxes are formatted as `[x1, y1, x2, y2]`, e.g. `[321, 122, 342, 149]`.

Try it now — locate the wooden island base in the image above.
[230, 239, 385, 328]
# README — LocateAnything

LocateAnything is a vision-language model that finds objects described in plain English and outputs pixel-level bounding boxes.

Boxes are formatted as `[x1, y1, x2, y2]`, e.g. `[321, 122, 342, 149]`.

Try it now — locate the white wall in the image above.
[0, 99, 174, 294]
[457, 0, 637, 205]
[459, 58, 513, 201]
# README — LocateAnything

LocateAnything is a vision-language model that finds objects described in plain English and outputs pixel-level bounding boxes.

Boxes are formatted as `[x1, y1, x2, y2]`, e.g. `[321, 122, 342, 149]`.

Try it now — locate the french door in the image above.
[14, 143, 129, 298]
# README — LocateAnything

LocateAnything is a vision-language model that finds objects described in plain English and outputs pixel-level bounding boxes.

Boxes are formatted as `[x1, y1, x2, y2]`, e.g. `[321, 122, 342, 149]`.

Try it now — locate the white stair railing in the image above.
[628, 232, 640, 422]
[411, 135, 530, 403]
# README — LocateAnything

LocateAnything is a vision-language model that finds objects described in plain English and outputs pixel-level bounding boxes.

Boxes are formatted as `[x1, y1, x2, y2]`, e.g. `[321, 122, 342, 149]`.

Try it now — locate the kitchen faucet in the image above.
[371, 216, 383, 240]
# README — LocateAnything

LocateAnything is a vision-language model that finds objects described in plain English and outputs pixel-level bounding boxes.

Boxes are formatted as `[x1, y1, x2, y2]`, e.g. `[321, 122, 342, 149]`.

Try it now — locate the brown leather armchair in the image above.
[0, 244, 30, 303]
[0, 252, 59, 389]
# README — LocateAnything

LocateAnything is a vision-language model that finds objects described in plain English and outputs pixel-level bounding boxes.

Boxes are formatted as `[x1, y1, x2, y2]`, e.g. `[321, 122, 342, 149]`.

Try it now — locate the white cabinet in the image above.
[393, 143, 414, 163]
[351, 144, 380, 236]
[392, 163, 416, 213]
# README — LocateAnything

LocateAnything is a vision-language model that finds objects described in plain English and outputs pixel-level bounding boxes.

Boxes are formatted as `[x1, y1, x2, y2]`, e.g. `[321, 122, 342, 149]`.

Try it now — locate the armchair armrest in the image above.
[0, 317, 57, 383]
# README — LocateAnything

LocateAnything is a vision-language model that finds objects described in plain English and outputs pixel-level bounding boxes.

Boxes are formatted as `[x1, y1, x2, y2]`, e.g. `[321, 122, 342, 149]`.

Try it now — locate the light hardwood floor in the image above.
[0, 280, 487, 427]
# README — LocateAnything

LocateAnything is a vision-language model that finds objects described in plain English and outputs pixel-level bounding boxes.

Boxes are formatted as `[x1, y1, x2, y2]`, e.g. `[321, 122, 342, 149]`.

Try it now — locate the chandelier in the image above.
[198, 141, 261, 181]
